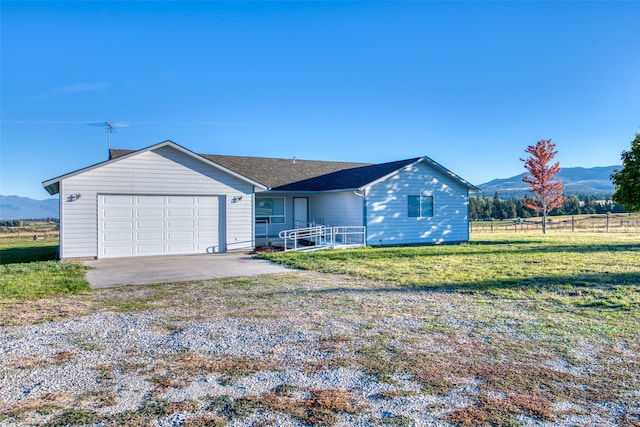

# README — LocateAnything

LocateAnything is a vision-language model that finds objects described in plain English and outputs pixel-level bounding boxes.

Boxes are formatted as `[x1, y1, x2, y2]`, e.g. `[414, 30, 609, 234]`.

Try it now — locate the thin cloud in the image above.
[33, 82, 108, 100]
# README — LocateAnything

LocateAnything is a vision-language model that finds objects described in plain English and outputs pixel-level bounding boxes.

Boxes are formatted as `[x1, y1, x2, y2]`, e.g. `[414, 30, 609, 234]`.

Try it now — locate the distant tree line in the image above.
[0, 218, 59, 227]
[470, 194, 626, 220]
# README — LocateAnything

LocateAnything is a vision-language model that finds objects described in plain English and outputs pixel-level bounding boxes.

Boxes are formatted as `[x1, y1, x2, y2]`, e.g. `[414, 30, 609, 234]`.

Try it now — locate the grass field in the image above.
[0, 237, 89, 301]
[1, 232, 639, 425]
[471, 212, 640, 233]
[259, 232, 640, 339]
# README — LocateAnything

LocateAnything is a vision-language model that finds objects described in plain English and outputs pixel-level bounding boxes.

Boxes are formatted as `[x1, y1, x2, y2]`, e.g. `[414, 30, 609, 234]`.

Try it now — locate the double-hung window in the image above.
[408, 195, 434, 218]
[255, 197, 285, 224]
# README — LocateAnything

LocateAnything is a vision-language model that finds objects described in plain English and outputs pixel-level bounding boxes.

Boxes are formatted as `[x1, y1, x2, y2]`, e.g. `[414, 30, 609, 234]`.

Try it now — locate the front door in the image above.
[293, 197, 308, 228]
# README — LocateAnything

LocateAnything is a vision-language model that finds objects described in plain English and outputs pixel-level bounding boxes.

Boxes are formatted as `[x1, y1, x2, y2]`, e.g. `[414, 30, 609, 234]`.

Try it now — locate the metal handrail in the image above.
[332, 226, 366, 246]
[278, 225, 366, 251]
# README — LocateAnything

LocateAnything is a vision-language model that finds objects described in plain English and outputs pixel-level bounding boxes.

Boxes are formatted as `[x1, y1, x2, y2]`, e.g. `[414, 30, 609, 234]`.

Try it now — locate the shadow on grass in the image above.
[467, 240, 640, 256]
[266, 271, 640, 310]
[263, 241, 640, 264]
[0, 244, 59, 264]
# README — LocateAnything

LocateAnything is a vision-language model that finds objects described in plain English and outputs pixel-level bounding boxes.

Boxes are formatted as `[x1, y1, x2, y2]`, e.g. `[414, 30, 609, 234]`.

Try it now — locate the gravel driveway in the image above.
[1, 272, 637, 426]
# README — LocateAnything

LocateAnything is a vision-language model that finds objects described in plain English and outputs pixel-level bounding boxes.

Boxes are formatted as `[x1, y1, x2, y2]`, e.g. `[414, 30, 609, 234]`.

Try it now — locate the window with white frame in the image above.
[255, 197, 285, 224]
[408, 195, 434, 218]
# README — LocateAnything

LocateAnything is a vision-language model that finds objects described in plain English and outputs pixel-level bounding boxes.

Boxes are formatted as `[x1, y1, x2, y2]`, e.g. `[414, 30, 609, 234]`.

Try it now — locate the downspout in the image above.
[59, 181, 64, 259]
[467, 189, 470, 241]
[251, 186, 256, 249]
[354, 189, 366, 245]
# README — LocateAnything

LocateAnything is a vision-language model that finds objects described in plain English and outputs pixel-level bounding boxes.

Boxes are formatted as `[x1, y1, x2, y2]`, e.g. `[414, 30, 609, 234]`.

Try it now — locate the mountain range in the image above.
[479, 165, 620, 199]
[0, 165, 622, 219]
[0, 195, 59, 220]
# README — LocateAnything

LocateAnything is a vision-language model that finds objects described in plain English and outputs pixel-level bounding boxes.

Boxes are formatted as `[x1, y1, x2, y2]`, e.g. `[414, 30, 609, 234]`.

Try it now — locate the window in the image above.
[408, 195, 433, 218]
[255, 197, 285, 224]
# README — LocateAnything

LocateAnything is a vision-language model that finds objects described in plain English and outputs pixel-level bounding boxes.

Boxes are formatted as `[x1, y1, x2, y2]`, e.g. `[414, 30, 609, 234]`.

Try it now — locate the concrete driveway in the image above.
[83, 252, 291, 288]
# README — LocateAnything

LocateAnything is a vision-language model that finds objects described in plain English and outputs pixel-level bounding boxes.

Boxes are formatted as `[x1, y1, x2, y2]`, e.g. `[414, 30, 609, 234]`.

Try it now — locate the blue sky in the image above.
[1, 1, 639, 200]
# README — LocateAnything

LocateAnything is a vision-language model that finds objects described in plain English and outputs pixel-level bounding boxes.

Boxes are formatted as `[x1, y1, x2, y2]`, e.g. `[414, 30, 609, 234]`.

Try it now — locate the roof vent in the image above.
[292, 156, 296, 164]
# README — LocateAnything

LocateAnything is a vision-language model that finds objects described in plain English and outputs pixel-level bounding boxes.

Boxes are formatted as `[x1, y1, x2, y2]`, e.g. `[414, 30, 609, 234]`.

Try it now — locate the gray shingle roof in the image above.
[271, 158, 421, 191]
[108, 146, 478, 193]
[201, 155, 370, 189]
[109, 149, 375, 190]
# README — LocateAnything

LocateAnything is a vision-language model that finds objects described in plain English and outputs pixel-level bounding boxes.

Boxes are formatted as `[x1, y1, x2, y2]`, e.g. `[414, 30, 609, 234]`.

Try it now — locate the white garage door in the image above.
[99, 195, 224, 258]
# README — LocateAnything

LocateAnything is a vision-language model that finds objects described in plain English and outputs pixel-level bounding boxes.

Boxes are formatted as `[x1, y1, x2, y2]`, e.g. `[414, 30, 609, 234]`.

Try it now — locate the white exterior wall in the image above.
[58, 146, 254, 258]
[253, 193, 307, 239]
[253, 191, 363, 246]
[365, 161, 470, 245]
[309, 192, 363, 227]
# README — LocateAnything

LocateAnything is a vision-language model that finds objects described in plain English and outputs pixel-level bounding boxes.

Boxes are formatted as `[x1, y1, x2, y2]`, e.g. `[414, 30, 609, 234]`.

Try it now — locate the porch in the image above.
[256, 224, 366, 252]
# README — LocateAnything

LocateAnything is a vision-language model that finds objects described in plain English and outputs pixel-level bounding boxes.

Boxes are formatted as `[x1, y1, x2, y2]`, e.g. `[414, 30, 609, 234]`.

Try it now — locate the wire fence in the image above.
[471, 213, 640, 234]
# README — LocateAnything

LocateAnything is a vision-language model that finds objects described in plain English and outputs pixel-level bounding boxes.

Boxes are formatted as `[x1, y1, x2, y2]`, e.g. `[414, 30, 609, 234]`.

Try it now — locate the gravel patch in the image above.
[1, 273, 638, 426]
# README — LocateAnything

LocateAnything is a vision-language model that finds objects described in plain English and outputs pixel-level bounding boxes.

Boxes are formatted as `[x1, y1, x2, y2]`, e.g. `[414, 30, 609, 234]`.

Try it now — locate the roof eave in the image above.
[41, 140, 268, 194]
[359, 156, 481, 193]
[259, 187, 361, 194]
[42, 181, 60, 196]
[419, 155, 481, 192]
[359, 158, 423, 190]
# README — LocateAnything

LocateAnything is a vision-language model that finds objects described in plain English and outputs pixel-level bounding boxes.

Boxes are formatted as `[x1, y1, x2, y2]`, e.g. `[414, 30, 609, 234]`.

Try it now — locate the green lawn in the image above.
[2, 232, 639, 425]
[259, 232, 640, 290]
[0, 237, 90, 301]
[259, 232, 640, 338]
[0, 237, 60, 264]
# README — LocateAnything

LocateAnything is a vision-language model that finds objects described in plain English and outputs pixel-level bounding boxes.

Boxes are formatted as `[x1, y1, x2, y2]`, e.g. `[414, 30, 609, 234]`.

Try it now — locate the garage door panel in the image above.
[104, 209, 134, 218]
[137, 209, 164, 218]
[99, 195, 223, 258]
[197, 217, 217, 225]
[167, 231, 195, 240]
[104, 195, 134, 205]
[104, 246, 134, 256]
[137, 196, 164, 205]
[137, 220, 165, 229]
[103, 221, 133, 230]
[168, 243, 196, 252]
[137, 232, 165, 241]
[137, 244, 166, 254]
[196, 242, 215, 251]
[103, 232, 134, 242]
[168, 209, 194, 217]
[197, 209, 218, 216]
[168, 220, 196, 228]
[167, 195, 194, 204]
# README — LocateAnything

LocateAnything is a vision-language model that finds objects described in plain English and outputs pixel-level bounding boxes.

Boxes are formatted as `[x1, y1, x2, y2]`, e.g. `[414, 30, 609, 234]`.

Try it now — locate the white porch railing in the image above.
[332, 226, 367, 247]
[278, 225, 366, 252]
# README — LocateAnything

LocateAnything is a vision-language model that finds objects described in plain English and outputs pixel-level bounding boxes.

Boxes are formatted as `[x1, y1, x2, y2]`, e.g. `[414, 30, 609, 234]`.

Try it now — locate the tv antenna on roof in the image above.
[88, 121, 130, 150]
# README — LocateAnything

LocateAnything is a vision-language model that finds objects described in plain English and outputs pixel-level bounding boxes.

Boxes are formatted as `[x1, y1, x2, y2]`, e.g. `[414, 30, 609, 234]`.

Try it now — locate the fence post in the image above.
[606, 213, 610, 232]
[490, 219, 493, 233]
[571, 215, 574, 232]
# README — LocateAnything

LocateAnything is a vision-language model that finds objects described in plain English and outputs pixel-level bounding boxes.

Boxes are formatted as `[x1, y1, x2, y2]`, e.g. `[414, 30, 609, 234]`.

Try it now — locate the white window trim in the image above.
[408, 195, 434, 218]
[255, 197, 286, 224]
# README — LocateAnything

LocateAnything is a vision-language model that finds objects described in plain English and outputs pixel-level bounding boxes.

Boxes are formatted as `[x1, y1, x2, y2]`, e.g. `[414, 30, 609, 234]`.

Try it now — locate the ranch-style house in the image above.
[42, 140, 480, 259]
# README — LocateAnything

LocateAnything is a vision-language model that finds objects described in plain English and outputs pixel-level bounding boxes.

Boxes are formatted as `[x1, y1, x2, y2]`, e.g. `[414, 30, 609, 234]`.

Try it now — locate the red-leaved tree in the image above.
[521, 139, 566, 233]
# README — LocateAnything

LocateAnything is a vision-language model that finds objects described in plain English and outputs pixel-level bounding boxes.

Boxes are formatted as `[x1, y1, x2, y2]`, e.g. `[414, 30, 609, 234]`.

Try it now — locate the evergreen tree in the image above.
[504, 199, 517, 219]
[611, 133, 640, 212]
[562, 195, 581, 215]
[582, 195, 597, 214]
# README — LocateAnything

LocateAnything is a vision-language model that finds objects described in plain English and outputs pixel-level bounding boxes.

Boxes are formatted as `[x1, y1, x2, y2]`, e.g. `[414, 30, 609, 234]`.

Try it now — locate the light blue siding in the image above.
[309, 192, 363, 227]
[365, 161, 470, 245]
[253, 193, 313, 240]
[253, 191, 363, 246]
